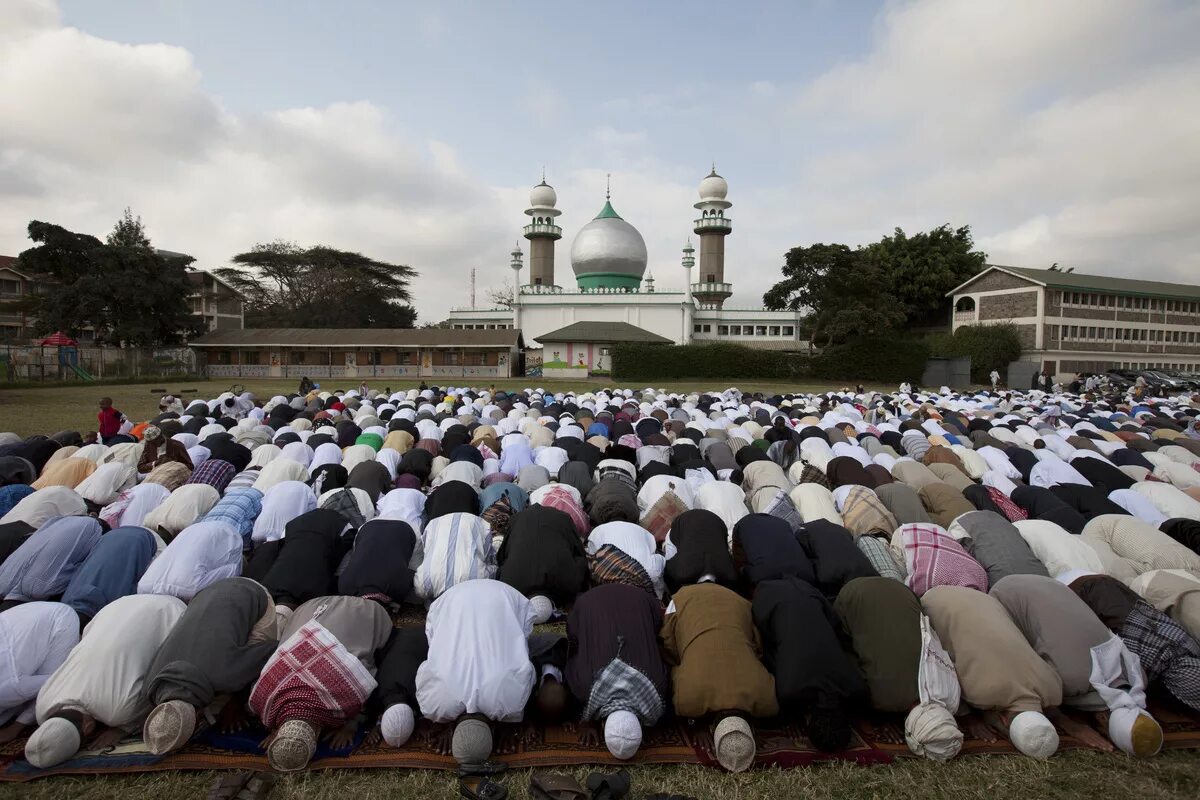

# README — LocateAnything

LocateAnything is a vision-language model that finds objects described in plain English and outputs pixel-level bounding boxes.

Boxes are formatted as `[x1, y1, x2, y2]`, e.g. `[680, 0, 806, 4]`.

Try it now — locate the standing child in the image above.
[97, 397, 126, 445]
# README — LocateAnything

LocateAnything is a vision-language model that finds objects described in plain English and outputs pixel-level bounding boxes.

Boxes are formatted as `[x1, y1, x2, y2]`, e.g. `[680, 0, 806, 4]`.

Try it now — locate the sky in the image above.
[2, 0, 1198, 322]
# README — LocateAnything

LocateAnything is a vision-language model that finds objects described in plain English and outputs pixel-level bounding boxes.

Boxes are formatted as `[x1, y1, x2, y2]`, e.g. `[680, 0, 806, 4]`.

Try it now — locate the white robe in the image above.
[251, 481, 317, 543]
[0, 602, 80, 726]
[136, 521, 242, 601]
[416, 579, 536, 723]
[35, 594, 185, 728]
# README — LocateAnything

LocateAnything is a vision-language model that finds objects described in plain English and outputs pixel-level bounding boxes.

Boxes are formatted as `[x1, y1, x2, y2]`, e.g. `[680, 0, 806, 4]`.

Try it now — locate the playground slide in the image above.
[69, 363, 96, 382]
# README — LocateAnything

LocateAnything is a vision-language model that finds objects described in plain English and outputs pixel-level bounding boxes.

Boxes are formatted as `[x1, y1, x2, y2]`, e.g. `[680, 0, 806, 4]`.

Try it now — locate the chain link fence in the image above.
[0, 344, 197, 383]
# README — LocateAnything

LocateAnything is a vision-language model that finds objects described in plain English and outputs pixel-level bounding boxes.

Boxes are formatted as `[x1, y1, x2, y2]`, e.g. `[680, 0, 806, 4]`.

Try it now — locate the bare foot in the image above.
[1049, 708, 1114, 753]
[425, 724, 453, 755]
[216, 700, 249, 735]
[964, 714, 1000, 743]
[323, 721, 357, 751]
[520, 719, 540, 746]
[578, 722, 600, 748]
[363, 724, 382, 748]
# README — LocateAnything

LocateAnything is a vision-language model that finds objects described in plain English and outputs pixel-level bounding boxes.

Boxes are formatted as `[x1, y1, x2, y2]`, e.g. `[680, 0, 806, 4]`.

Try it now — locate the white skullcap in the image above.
[604, 710, 642, 760]
[1008, 711, 1059, 759]
[1108, 707, 1162, 758]
[529, 595, 554, 624]
[381, 703, 416, 747]
[25, 717, 82, 768]
[713, 715, 755, 773]
[904, 702, 962, 762]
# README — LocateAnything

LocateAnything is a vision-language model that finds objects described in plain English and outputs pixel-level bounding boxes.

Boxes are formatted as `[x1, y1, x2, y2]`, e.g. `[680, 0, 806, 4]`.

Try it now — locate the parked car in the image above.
[1155, 368, 1200, 390]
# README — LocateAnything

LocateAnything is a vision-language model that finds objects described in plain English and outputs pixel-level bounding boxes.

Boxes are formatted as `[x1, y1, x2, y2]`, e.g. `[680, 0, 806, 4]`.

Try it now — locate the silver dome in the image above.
[570, 201, 647, 284]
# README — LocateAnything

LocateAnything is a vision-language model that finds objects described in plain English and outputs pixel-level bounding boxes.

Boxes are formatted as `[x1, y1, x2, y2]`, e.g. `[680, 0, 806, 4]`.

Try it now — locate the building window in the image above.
[241, 351, 261, 365]
[769, 326, 780, 336]
[702, 324, 711, 333]
[782, 326, 794, 336]
[755, 326, 767, 336]
[599, 347, 610, 356]
[718, 325, 729, 336]
[399, 352, 413, 365]
[446, 352, 460, 365]
[0, 279, 19, 295]
[693, 324, 702, 333]
[290, 351, 305, 365]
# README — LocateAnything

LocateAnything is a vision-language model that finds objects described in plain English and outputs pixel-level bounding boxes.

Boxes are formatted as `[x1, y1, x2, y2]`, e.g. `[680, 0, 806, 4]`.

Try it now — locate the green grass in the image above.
[0, 378, 895, 438]
[2, 751, 1198, 800]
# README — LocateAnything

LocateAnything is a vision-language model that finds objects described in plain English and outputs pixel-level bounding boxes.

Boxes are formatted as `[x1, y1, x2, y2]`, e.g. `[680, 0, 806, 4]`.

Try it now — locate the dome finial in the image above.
[711, 160, 717, 175]
[605, 173, 611, 201]
[541, 165, 546, 183]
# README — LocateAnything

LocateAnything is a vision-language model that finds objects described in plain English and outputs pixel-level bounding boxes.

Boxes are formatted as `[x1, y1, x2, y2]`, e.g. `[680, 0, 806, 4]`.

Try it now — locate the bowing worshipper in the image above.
[61, 526, 160, 624]
[203, 487, 264, 548]
[137, 520, 243, 602]
[1130, 570, 1200, 643]
[0, 602, 81, 745]
[74, 462, 135, 509]
[948, 511, 1049, 589]
[1014, 519, 1106, 578]
[752, 576, 867, 752]
[585, 476, 640, 527]
[497, 505, 588, 619]
[836, 485, 899, 539]
[24, 594, 185, 768]
[185, 458, 237, 495]
[414, 510, 496, 603]
[425, 480, 481, 521]
[1081, 514, 1200, 581]
[100, 482, 171, 530]
[246, 509, 352, 624]
[892, 523, 988, 597]
[142, 577, 278, 754]
[416, 579, 555, 766]
[920, 583, 1065, 760]
[875, 482, 932, 525]
[834, 577, 963, 761]
[251, 481, 317, 544]
[137, 427, 193, 475]
[249, 595, 392, 772]
[586, 520, 666, 598]
[368, 627, 429, 748]
[662, 582, 777, 772]
[663, 509, 738, 593]
[731, 513, 815, 588]
[798, 519, 878, 599]
[566, 582, 669, 761]
[337, 519, 417, 605]
[918, 482, 976, 529]
[1061, 571, 1200, 712]
[141, 483, 221, 540]
[990, 574, 1163, 757]
[1011, 485, 1088, 535]
[30, 457, 96, 491]
[1050, 484, 1130, 521]
[0, 516, 101, 608]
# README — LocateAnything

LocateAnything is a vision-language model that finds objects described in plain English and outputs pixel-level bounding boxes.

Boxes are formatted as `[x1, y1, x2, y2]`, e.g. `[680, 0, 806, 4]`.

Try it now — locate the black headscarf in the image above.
[252, 509, 349, 606]
[424, 480, 480, 520]
[664, 509, 737, 593]
[497, 505, 589, 606]
[337, 519, 417, 602]
[308, 463, 349, 495]
[732, 513, 815, 586]
[1011, 485, 1087, 535]
[1160, 517, 1200, 556]
[346, 461, 392, 503]
[798, 519, 877, 599]
[1049, 484, 1130, 521]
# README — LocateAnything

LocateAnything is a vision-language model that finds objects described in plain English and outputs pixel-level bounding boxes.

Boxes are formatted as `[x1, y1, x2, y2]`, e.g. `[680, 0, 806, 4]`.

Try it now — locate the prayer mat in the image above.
[4, 700, 1200, 782]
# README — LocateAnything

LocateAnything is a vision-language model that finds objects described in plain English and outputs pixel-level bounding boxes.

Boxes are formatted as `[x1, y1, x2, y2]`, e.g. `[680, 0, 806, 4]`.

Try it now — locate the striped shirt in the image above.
[415, 512, 496, 601]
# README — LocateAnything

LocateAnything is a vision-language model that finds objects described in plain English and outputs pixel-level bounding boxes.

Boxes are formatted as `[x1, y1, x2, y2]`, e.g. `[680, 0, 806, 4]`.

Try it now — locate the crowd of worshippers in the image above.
[2, 383, 1200, 775]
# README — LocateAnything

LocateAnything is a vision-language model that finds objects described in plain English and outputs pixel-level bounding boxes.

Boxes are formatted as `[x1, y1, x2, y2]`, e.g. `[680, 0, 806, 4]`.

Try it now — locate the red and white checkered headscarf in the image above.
[898, 523, 987, 597]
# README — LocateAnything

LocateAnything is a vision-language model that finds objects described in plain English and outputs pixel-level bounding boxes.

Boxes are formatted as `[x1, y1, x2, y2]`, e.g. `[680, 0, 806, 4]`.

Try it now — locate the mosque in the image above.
[447, 168, 805, 377]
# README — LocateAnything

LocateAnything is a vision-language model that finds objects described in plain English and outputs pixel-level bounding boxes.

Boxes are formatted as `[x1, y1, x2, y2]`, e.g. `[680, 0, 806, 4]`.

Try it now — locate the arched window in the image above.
[955, 297, 976, 312]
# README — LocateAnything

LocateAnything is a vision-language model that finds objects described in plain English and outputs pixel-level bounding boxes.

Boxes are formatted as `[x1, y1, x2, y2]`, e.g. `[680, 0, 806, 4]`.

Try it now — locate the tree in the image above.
[763, 225, 986, 343]
[106, 207, 153, 249]
[15, 217, 197, 345]
[215, 242, 418, 328]
[486, 283, 515, 308]
[762, 243, 903, 347]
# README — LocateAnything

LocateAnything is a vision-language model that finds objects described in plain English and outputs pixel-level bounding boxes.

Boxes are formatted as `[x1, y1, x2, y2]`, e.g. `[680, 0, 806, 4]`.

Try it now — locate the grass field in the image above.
[0, 377, 894, 437]
[2, 751, 1199, 800]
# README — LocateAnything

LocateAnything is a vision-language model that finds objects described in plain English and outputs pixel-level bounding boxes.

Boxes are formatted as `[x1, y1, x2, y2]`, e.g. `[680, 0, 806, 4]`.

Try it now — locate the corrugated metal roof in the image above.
[536, 321, 673, 344]
[190, 328, 522, 348]
[977, 265, 1200, 300]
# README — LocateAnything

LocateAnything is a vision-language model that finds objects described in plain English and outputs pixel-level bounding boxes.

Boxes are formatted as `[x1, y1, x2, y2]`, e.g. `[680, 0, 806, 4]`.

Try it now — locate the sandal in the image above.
[458, 776, 508, 800]
[586, 769, 631, 800]
[207, 774, 250, 800]
[530, 771, 588, 800]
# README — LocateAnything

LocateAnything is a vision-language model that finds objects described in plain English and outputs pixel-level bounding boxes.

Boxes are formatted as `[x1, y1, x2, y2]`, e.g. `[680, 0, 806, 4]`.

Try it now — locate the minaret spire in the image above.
[605, 173, 611, 201]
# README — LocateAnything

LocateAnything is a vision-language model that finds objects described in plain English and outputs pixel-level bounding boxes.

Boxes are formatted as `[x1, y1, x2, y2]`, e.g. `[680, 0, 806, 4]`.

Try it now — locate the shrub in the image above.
[927, 323, 1023, 382]
[610, 343, 810, 382]
[810, 336, 930, 384]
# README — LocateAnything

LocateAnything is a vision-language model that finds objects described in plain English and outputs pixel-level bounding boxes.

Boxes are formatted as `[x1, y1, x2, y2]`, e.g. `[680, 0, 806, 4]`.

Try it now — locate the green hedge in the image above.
[610, 343, 810, 382]
[927, 323, 1022, 382]
[810, 336, 930, 384]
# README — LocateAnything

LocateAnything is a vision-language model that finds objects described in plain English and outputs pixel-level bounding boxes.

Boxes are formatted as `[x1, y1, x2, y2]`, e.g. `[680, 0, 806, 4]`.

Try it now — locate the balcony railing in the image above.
[693, 216, 733, 232]
[691, 282, 733, 296]
[522, 222, 562, 238]
[953, 311, 977, 325]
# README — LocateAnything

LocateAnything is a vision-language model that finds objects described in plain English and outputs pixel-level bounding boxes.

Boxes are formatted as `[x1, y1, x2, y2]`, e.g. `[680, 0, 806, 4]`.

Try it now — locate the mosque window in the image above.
[718, 325, 729, 336]
[755, 326, 767, 336]
[782, 326, 794, 336]
[693, 324, 702, 333]
[769, 326, 780, 336]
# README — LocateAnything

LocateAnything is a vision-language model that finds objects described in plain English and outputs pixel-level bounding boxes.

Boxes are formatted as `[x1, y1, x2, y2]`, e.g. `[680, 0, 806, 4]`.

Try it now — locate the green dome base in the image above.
[576, 272, 643, 290]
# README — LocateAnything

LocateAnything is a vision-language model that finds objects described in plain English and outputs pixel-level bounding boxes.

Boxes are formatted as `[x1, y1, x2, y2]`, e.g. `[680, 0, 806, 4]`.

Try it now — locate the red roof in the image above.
[40, 331, 78, 347]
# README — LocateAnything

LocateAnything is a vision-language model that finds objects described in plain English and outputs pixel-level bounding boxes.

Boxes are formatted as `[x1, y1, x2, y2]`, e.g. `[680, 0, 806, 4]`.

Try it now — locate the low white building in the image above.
[448, 169, 805, 361]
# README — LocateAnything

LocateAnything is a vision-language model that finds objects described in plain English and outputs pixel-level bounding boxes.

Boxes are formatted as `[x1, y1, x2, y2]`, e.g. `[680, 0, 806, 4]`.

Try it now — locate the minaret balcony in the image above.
[523, 222, 562, 239]
[690, 281, 732, 297]
[693, 216, 732, 234]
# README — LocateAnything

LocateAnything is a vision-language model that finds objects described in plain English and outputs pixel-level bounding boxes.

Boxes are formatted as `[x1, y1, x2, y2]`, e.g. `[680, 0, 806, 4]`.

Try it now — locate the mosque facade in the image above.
[447, 169, 806, 375]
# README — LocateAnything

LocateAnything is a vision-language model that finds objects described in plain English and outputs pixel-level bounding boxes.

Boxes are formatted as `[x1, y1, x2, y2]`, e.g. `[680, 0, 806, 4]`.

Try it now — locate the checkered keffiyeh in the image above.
[857, 534, 906, 582]
[321, 489, 366, 528]
[186, 459, 236, 493]
[901, 523, 988, 597]
[250, 620, 377, 729]
[477, 443, 498, 461]
[1120, 600, 1200, 711]
[797, 464, 831, 490]
[986, 487, 1027, 522]
[589, 544, 655, 595]
[539, 486, 591, 538]
[582, 655, 665, 725]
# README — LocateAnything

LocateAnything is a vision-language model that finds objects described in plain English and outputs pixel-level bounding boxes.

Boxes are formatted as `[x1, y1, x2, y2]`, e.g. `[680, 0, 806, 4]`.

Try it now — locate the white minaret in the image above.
[681, 239, 696, 343]
[523, 171, 562, 288]
[692, 165, 733, 308]
[510, 242, 524, 330]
